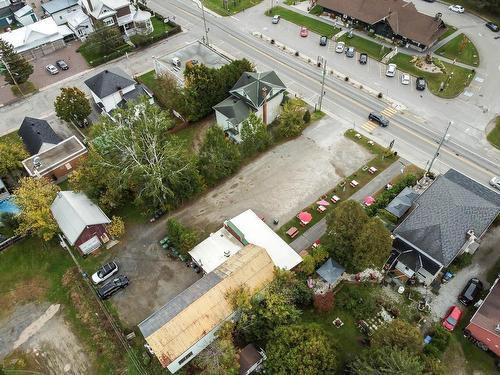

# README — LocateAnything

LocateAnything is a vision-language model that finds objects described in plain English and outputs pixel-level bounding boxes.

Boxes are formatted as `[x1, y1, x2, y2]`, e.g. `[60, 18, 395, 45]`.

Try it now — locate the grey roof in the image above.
[230, 71, 286, 109]
[394, 237, 441, 275]
[138, 271, 222, 338]
[394, 169, 500, 266]
[42, 0, 78, 14]
[50, 191, 111, 245]
[84, 67, 136, 99]
[213, 97, 251, 126]
[18, 117, 62, 155]
[117, 84, 153, 108]
[386, 186, 419, 218]
[316, 258, 345, 284]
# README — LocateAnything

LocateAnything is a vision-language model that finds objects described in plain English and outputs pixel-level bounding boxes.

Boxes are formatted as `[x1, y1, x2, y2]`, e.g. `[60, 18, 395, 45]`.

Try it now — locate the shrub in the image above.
[303, 109, 311, 124]
[334, 283, 379, 320]
[424, 325, 451, 358]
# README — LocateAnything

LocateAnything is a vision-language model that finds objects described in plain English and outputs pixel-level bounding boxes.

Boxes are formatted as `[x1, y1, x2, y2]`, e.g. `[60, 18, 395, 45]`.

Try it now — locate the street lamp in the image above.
[200, 1, 210, 45]
[427, 120, 453, 176]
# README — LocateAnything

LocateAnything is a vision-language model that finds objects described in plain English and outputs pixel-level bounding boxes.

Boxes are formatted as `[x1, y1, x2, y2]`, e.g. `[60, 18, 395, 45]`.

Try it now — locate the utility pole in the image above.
[318, 59, 327, 111]
[427, 120, 452, 175]
[0, 55, 24, 97]
[201, 1, 209, 45]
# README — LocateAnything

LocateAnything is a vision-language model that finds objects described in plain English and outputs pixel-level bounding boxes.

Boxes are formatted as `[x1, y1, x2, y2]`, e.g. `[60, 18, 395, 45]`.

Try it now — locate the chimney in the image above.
[261, 86, 268, 125]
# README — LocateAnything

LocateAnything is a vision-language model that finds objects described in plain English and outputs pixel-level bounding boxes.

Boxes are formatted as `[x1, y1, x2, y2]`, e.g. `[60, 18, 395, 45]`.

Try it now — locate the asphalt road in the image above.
[150, 0, 500, 187]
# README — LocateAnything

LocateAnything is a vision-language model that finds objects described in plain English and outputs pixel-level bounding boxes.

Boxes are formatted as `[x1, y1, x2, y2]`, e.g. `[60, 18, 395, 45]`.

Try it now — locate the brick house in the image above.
[51, 191, 111, 255]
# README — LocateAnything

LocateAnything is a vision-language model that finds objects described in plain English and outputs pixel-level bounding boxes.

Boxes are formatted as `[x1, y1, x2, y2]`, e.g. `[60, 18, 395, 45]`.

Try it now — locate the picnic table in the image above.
[350, 180, 359, 188]
[331, 195, 340, 203]
[368, 166, 378, 174]
[286, 227, 299, 238]
[317, 205, 327, 213]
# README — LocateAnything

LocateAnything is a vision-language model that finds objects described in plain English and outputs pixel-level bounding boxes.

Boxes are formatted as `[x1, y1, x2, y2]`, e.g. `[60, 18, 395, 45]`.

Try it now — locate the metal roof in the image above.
[41, 0, 78, 14]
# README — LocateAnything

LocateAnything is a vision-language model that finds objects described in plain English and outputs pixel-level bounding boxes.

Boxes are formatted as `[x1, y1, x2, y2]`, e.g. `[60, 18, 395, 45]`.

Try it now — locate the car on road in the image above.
[300, 26, 308, 37]
[401, 73, 410, 85]
[46, 64, 59, 75]
[345, 46, 355, 58]
[335, 41, 345, 53]
[359, 52, 368, 64]
[485, 22, 499, 32]
[448, 4, 464, 13]
[458, 278, 483, 306]
[442, 305, 462, 331]
[56, 60, 69, 70]
[319, 35, 328, 46]
[92, 261, 119, 284]
[368, 112, 389, 127]
[97, 275, 129, 299]
[490, 176, 500, 190]
[416, 77, 426, 90]
[385, 63, 397, 77]
[272, 15, 280, 24]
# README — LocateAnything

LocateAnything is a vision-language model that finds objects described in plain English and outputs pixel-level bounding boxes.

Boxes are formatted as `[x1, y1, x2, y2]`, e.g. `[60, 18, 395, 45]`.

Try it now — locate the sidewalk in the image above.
[289, 158, 409, 253]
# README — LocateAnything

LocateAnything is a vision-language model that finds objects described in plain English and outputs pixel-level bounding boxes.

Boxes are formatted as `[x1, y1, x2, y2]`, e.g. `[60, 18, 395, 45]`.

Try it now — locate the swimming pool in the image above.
[0, 197, 20, 216]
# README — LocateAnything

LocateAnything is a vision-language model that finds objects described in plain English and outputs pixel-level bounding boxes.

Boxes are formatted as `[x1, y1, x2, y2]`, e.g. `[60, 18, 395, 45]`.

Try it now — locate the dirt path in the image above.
[0, 302, 91, 374]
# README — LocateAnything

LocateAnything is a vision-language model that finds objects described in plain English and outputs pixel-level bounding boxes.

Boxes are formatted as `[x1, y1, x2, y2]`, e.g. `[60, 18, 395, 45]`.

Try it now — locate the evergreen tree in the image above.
[0, 40, 33, 84]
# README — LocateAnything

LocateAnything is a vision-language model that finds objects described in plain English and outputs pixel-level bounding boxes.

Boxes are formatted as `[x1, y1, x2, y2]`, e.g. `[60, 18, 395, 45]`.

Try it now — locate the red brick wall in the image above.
[75, 224, 109, 249]
[46, 154, 86, 181]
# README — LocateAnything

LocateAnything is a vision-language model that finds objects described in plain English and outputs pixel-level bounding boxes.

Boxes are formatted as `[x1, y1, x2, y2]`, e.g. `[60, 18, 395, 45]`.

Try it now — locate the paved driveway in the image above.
[429, 226, 500, 320]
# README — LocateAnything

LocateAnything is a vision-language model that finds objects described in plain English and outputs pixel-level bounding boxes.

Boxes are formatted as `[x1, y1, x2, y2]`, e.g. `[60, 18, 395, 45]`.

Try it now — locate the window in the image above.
[178, 352, 193, 365]
[103, 17, 114, 26]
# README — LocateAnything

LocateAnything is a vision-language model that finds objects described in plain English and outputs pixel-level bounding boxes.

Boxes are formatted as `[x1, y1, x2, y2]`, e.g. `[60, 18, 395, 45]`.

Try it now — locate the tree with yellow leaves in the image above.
[0, 135, 28, 176]
[106, 215, 125, 238]
[13, 177, 60, 241]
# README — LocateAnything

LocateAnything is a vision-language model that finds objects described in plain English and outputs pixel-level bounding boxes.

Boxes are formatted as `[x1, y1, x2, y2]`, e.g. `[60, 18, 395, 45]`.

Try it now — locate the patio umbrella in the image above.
[316, 199, 330, 206]
[297, 211, 312, 224]
[363, 196, 376, 207]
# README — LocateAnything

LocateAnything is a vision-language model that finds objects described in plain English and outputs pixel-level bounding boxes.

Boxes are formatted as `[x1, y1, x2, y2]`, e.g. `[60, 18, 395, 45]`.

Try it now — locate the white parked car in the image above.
[449, 5, 464, 13]
[46, 64, 59, 75]
[386, 63, 397, 77]
[91, 261, 119, 284]
[490, 176, 500, 190]
[401, 73, 410, 85]
[335, 41, 345, 53]
[272, 15, 280, 24]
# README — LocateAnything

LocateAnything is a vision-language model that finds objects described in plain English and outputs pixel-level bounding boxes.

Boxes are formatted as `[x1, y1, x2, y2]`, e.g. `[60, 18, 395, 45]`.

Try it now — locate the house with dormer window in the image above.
[213, 71, 286, 143]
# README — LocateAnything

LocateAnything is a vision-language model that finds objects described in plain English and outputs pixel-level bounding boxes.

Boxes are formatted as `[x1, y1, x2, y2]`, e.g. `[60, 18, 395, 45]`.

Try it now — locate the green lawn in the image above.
[203, 0, 263, 16]
[338, 34, 391, 61]
[435, 33, 480, 67]
[277, 129, 398, 242]
[150, 16, 173, 38]
[438, 24, 458, 41]
[486, 117, 500, 149]
[137, 70, 157, 90]
[309, 4, 323, 15]
[389, 53, 475, 99]
[267, 6, 340, 38]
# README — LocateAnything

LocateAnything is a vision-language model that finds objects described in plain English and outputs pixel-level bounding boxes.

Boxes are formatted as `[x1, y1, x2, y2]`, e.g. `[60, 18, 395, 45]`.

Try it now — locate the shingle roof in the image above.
[213, 97, 251, 126]
[42, 0, 78, 14]
[230, 71, 286, 109]
[393, 237, 441, 275]
[386, 186, 419, 218]
[317, 0, 446, 46]
[394, 169, 500, 266]
[18, 117, 62, 155]
[51, 191, 111, 245]
[84, 67, 136, 99]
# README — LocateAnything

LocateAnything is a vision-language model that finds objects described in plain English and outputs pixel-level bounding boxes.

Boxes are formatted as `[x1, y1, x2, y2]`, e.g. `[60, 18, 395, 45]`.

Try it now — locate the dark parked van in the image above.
[458, 278, 483, 306]
[97, 275, 129, 300]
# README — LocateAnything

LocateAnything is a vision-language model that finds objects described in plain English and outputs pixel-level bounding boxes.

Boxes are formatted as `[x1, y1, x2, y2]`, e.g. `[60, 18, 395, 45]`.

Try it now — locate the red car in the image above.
[442, 305, 462, 331]
[300, 27, 308, 37]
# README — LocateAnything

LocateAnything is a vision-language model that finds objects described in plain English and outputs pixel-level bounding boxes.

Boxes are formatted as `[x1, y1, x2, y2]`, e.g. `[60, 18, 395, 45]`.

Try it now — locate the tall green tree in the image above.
[14, 177, 60, 241]
[89, 99, 203, 209]
[325, 200, 391, 272]
[166, 218, 199, 255]
[0, 40, 33, 84]
[154, 73, 189, 119]
[371, 319, 423, 353]
[83, 25, 124, 55]
[265, 323, 337, 375]
[240, 113, 273, 157]
[0, 135, 28, 176]
[54, 87, 92, 125]
[277, 98, 306, 138]
[198, 125, 241, 186]
[349, 347, 425, 375]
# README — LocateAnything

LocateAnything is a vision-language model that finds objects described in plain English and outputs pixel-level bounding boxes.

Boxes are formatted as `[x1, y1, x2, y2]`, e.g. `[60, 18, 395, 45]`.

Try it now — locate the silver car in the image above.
[490, 176, 500, 190]
[46, 64, 59, 75]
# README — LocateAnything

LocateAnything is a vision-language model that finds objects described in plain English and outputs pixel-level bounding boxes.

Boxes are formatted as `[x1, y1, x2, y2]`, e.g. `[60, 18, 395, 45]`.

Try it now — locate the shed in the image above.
[316, 258, 345, 286]
[385, 186, 419, 218]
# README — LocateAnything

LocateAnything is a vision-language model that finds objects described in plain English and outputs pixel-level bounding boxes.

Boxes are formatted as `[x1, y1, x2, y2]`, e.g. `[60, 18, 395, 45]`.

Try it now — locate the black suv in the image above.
[368, 112, 389, 127]
[458, 278, 483, 306]
[97, 275, 129, 300]
[359, 53, 368, 64]
[416, 77, 426, 91]
[485, 22, 499, 32]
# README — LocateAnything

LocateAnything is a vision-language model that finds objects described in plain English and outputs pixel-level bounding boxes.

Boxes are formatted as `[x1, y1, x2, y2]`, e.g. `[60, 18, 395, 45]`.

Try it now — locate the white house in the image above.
[66, 8, 93, 39]
[213, 71, 287, 143]
[13, 4, 37, 25]
[42, 0, 80, 25]
[84, 67, 153, 113]
[189, 209, 302, 273]
[0, 17, 66, 58]
[79, 0, 152, 36]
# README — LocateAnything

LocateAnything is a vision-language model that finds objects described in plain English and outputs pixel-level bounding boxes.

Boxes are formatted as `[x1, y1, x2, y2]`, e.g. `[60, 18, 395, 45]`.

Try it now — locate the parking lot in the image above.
[0, 41, 88, 106]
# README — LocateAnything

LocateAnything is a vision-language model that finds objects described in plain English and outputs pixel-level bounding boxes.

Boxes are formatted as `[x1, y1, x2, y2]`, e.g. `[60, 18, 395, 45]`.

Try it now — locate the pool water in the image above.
[0, 197, 20, 216]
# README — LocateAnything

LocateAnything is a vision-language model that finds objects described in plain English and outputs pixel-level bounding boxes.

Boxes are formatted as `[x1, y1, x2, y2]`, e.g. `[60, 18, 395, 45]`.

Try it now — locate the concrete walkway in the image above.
[289, 158, 409, 253]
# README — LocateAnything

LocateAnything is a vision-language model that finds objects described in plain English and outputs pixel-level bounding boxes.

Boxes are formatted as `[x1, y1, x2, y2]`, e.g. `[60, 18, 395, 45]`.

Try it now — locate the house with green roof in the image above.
[213, 71, 286, 143]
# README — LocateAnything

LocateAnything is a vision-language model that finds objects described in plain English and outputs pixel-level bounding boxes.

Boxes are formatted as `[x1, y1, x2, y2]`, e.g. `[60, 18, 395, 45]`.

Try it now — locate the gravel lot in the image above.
[174, 117, 372, 232]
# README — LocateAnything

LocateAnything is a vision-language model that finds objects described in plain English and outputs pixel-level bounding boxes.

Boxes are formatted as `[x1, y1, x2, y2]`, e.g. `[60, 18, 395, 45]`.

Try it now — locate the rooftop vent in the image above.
[223, 250, 230, 257]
